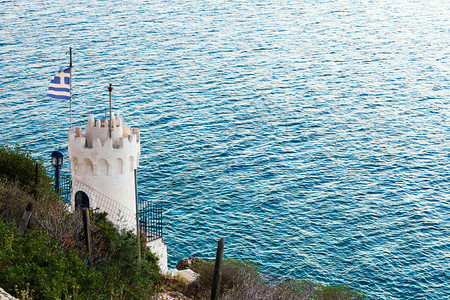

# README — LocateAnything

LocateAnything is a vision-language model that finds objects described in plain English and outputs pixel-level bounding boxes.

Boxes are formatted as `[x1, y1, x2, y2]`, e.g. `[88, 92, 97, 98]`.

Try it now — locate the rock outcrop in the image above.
[0, 288, 18, 300]
[161, 257, 205, 299]
[176, 256, 204, 270]
[157, 291, 190, 300]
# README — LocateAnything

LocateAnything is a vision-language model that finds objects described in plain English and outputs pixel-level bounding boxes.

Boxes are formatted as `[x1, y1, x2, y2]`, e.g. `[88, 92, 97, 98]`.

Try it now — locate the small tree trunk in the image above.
[211, 237, 225, 300]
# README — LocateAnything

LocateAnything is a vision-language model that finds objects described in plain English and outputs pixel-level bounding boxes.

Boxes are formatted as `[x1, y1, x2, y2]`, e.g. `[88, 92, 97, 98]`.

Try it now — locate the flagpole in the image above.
[69, 47, 72, 128]
[69, 47, 72, 69]
[108, 84, 113, 138]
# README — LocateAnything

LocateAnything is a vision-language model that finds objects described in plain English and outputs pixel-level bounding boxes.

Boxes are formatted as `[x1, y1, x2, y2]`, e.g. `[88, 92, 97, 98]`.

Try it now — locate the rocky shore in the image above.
[157, 257, 204, 300]
[0, 288, 17, 300]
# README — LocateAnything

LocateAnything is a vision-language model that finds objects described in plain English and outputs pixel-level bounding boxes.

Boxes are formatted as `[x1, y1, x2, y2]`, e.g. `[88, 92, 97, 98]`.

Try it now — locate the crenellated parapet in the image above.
[68, 113, 140, 177]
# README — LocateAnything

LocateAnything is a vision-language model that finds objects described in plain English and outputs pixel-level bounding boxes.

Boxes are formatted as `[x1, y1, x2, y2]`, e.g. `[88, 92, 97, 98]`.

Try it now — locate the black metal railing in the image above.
[59, 174, 72, 203]
[51, 173, 72, 203]
[53, 174, 163, 240]
[139, 201, 163, 242]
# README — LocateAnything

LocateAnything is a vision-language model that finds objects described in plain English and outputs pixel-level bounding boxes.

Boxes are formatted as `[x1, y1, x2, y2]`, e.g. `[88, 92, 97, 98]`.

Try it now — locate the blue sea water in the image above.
[0, 0, 449, 298]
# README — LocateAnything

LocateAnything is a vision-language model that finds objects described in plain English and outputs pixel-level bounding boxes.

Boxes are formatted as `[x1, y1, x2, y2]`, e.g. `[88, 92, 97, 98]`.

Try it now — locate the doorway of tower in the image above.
[75, 191, 90, 209]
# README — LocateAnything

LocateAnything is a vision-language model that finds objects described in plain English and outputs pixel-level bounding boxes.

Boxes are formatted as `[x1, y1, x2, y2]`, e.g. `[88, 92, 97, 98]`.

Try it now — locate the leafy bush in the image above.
[91, 212, 162, 298]
[0, 178, 35, 225]
[191, 259, 365, 300]
[0, 145, 66, 231]
[316, 284, 366, 300]
[0, 145, 52, 194]
[0, 217, 162, 299]
[192, 258, 259, 296]
[0, 219, 98, 299]
[0, 178, 85, 255]
[0, 146, 162, 299]
[277, 279, 319, 299]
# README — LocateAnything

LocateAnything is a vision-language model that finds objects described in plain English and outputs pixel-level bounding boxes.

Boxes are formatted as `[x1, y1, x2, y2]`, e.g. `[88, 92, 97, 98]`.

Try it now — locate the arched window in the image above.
[82, 158, 94, 174]
[114, 158, 124, 174]
[72, 157, 81, 175]
[98, 159, 109, 176]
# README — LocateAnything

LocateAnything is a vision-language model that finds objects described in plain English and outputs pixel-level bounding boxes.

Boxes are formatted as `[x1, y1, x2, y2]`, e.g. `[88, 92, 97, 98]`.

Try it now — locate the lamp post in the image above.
[51, 151, 63, 193]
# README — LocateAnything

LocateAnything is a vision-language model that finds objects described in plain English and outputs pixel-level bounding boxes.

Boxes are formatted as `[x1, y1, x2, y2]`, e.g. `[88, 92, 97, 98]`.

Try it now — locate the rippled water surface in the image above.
[1, 0, 449, 298]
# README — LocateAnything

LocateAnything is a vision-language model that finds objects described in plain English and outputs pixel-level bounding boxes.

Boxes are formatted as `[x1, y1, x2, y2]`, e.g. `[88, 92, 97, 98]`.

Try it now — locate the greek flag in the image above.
[48, 68, 71, 100]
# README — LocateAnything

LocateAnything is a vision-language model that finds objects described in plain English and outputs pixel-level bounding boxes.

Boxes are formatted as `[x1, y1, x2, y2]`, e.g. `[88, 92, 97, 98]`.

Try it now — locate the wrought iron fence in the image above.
[71, 178, 163, 240]
[53, 175, 163, 241]
[59, 174, 72, 203]
[72, 178, 137, 231]
[139, 201, 163, 243]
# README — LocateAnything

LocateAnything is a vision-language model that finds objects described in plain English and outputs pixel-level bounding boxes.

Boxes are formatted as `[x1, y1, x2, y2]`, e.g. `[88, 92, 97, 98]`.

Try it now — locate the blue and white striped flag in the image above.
[48, 68, 71, 100]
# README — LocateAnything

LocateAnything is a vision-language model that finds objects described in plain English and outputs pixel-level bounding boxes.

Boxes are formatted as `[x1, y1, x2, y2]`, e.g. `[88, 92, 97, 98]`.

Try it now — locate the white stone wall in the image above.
[69, 113, 168, 274]
[147, 238, 168, 274]
[68, 113, 140, 223]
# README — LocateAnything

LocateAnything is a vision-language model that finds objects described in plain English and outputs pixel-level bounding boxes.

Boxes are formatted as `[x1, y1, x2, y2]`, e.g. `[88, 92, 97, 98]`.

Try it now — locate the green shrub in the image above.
[95, 223, 162, 298]
[0, 145, 52, 194]
[0, 219, 96, 299]
[316, 284, 366, 300]
[191, 259, 365, 300]
[0, 145, 65, 229]
[192, 258, 260, 296]
[0, 146, 162, 299]
[0, 178, 85, 255]
[0, 178, 35, 225]
[0, 218, 162, 299]
[91, 211, 161, 287]
[192, 258, 285, 299]
[277, 279, 319, 298]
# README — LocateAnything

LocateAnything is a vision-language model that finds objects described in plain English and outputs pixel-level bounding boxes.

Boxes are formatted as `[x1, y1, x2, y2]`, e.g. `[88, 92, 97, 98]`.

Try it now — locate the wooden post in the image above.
[18, 203, 33, 234]
[134, 168, 141, 261]
[82, 208, 93, 267]
[211, 237, 224, 300]
[34, 163, 38, 201]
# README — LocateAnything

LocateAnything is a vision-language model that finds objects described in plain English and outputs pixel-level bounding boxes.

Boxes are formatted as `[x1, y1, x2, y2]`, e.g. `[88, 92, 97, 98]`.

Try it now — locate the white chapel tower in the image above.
[68, 110, 168, 273]
[68, 113, 140, 229]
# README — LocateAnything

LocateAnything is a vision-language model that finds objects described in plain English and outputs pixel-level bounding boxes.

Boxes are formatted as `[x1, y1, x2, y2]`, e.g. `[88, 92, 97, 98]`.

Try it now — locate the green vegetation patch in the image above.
[0, 145, 162, 299]
[191, 258, 366, 300]
[0, 145, 51, 193]
[0, 220, 95, 299]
